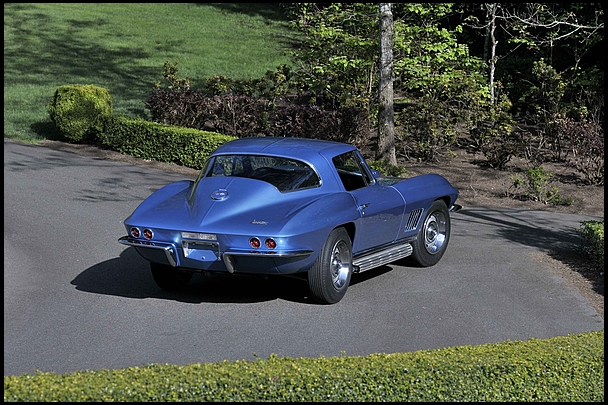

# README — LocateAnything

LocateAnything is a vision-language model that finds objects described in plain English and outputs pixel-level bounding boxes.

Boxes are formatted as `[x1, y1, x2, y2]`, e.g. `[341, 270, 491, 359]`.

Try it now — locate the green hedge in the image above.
[100, 115, 236, 170]
[4, 330, 603, 402]
[46, 84, 113, 143]
[578, 220, 605, 272]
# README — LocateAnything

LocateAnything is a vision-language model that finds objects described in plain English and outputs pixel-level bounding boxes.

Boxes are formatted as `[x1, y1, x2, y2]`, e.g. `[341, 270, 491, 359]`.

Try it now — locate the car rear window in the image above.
[208, 155, 320, 192]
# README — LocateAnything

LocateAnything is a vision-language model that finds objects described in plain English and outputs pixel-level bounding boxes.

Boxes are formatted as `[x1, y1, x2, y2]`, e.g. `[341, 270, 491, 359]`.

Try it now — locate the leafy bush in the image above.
[46, 84, 112, 143]
[146, 84, 372, 147]
[99, 115, 235, 170]
[203, 64, 293, 105]
[560, 118, 604, 186]
[577, 220, 604, 273]
[146, 90, 268, 138]
[480, 131, 522, 170]
[509, 166, 575, 206]
[155, 60, 192, 92]
[267, 104, 340, 140]
[397, 97, 459, 162]
[208, 94, 269, 138]
[368, 159, 408, 177]
[3, 330, 603, 402]
[146, 89, 213, 130]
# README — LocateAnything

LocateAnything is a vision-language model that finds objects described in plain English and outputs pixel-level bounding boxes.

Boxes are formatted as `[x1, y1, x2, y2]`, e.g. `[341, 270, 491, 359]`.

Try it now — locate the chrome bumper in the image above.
[119, 236, 313, 272]
[118, 236, 178, 267]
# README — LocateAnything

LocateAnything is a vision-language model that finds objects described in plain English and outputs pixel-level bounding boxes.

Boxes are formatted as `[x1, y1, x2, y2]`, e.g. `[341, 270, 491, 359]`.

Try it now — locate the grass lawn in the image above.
[4, 3, 298, 142]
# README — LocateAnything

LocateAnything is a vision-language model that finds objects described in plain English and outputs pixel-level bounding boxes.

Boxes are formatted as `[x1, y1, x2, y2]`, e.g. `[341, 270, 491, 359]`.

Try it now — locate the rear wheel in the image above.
[308, 227, 352, 304]
[408, 200, 451, 267]
[150, 262, 193, 291]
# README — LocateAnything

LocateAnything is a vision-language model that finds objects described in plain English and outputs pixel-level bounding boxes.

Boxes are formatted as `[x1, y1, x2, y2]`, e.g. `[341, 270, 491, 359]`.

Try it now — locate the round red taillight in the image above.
[249, 237, 261, 248]
[130, 227, 140, 238]
[265, 238, 277, 249]
[143, 229, 153, 240]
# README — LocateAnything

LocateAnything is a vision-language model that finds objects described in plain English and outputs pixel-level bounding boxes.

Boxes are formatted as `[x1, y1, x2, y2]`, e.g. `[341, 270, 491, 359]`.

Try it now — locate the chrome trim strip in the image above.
[353, 236, 416, 260]
[223, 249, 314, 258]
[118, 236, 178, 267]
[353, 242, 413, 273]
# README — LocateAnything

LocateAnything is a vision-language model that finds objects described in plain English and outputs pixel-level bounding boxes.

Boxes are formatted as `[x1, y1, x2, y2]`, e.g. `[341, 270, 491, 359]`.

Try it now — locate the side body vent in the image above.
[405, 208, 423, 231]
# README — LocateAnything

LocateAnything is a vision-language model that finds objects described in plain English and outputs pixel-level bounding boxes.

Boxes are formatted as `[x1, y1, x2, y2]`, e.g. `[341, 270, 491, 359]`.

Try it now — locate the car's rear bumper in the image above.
[118, 236, 314, 274]
[118, 236, 178, 267]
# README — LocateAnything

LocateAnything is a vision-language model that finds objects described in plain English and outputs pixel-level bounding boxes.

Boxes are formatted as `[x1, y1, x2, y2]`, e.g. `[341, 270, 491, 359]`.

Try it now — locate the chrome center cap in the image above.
[210, 189, 229, 200]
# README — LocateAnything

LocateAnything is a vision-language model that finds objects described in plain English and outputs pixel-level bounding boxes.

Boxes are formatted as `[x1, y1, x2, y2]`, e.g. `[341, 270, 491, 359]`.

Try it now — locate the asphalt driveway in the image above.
[4, 139, 603, 376]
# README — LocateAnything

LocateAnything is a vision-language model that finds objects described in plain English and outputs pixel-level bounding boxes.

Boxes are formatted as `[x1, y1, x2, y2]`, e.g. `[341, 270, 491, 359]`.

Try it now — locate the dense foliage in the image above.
[99, 115, 235, 170]
[46, 85, 113, 143]
[281, 4, 603, 174]
[4, 330, 603, 402]
[268, 5, 604, 173]
[142, 4, 603, 185]
[578, 220, 605, 270]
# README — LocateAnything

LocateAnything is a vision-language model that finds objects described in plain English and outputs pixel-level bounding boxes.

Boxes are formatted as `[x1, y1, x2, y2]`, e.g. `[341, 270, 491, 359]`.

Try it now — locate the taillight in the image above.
[249, 237, 261, 248]
[265, 238, 277, 249]
[130, 227, 140, 238]
[143, 229, 153, 240]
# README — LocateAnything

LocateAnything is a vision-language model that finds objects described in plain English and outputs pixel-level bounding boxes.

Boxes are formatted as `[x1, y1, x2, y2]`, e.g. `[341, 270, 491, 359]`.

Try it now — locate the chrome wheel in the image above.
[423, 210, 447, 255]
[308, 227, 352, 304]
[330, 239, 351, 290]
[408, 200, 451, 267]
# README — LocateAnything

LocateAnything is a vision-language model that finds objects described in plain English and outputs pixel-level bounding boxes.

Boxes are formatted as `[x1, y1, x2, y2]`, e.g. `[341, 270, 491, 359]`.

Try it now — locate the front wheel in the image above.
[150, 262, 193, 291]
[308, 227, 352, 304]
[408, 200, 451, 267]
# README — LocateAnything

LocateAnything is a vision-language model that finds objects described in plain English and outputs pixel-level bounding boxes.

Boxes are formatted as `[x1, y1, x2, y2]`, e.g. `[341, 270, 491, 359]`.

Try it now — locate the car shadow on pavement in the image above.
[72, 248, 397, 305]
[72, 247, 319, 304]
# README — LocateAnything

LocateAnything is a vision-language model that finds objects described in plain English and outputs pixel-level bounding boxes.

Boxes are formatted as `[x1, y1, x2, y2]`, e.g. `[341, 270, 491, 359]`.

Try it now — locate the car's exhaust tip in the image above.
[450, 204, 463, 212]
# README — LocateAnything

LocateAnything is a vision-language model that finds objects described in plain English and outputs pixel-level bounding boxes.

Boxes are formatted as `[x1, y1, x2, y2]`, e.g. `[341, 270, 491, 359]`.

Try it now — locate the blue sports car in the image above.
[119, 137, 460, 304]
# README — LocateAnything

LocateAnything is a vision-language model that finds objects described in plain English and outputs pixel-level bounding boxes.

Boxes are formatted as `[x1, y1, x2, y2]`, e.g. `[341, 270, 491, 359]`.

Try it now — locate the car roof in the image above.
[212, 137, 357, 161]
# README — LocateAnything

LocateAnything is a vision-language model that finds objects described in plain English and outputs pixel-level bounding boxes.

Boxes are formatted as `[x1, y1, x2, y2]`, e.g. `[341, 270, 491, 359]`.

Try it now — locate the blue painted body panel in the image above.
[121, 137, 459, 275]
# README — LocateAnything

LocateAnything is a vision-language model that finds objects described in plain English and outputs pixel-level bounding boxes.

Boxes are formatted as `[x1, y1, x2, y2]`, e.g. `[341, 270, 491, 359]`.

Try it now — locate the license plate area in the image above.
[181, 240, 221, 261]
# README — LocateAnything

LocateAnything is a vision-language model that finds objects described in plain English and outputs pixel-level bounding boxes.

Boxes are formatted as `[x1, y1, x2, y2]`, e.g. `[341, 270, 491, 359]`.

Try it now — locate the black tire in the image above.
[408, 199, 451, 267]
[150, 262, 193, 291]
[308, 227, 352, 304]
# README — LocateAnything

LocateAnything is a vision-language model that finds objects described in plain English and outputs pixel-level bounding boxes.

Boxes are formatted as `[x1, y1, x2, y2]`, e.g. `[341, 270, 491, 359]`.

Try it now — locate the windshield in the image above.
[193, 154, 320, 193]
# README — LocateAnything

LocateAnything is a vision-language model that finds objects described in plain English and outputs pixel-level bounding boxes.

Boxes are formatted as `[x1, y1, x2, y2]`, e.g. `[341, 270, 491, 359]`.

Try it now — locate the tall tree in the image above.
[283, 4, 488, 162]
[378, 3, 396, 165]
[464, 3, 604, 106]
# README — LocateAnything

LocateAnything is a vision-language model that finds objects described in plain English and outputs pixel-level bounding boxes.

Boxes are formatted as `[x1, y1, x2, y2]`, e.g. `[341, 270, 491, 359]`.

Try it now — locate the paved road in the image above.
[4, 139, 604, 376]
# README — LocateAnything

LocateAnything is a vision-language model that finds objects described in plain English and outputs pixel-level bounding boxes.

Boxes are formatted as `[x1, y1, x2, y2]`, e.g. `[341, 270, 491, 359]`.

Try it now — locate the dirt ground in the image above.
[41, 140, 604, 319]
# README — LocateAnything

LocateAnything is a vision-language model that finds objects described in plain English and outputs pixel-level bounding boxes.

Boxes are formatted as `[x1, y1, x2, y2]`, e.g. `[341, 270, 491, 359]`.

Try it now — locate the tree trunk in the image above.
[377, 3, 397, 165]
[484, 4, 498, 105]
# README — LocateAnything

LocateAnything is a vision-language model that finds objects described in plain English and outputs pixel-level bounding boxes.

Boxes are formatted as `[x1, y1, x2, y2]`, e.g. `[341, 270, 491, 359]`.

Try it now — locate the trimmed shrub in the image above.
[578, 220, 605, 272]
[3, 331, 603, 402]
[46, 84, 112, 143]
[100, 115, 235, 170]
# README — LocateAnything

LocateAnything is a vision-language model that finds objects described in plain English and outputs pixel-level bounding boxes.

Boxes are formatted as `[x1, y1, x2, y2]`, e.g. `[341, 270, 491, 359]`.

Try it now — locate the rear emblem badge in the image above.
[210, 189, 228, 200]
